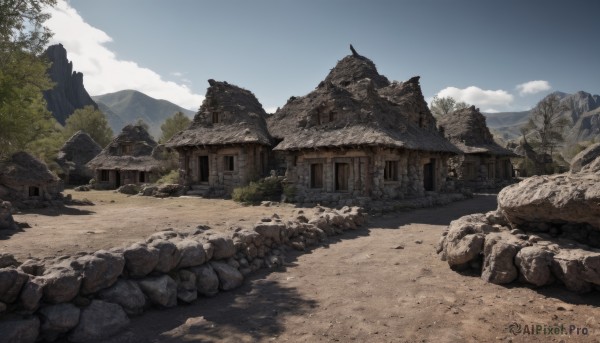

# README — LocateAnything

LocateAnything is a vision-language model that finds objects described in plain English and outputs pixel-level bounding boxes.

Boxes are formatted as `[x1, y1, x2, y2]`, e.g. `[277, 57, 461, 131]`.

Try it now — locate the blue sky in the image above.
[45, 0, 600, 113]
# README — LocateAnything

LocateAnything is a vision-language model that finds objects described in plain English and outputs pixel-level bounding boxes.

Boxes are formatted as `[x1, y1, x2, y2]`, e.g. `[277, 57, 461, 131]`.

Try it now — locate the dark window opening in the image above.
[139, 171, 146, 183]
[28, 186, 40, 197]
[121, 144, 133, 155]
[329, 111, 337, 122]
[224, 155, 234, 171]
[310, 163, 323, 188]
[100, 170, 110, 182]
[384, 161, 399, 181]
[335, 163, 349, 191]
[212, 112, 220, 124]
[199, 156, 209, 182]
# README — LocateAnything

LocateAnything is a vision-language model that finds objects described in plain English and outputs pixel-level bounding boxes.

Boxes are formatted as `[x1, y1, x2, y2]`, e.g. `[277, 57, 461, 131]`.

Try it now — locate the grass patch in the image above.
[232, 176, 283, 204]
[156, 170, 179, 185]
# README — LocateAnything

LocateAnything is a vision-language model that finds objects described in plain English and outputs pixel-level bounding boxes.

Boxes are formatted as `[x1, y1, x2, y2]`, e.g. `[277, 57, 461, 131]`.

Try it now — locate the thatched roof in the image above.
[56, 130, 102, 170]
[266, 47, 460, 153]
[87, 124, 163, 172]
[166, 80, 272, 148]
[0, 151, 60, 185]
[437, 106, 516, 156]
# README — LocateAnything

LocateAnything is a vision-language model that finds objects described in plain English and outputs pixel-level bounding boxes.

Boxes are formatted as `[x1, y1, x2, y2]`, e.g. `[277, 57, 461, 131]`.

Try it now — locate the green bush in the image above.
[156, 170, 179, 184]
[232, 176, 283, 204]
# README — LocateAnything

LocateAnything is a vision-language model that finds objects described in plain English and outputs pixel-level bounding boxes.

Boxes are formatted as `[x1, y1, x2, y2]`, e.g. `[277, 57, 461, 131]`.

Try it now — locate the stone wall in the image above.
[447, 154, 514, 191]
[0, 206, 366, 342]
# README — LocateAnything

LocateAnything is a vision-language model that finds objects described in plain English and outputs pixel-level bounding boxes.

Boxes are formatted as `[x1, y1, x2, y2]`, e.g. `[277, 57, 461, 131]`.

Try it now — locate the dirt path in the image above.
[95, 195, 600, 343]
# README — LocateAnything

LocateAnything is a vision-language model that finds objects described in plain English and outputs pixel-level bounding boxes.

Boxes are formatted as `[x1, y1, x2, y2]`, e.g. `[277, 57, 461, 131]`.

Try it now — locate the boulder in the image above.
[514, 246, 554, 287]
[207, 235, 236, 260]
[74, 250, 125, 294]
[176, 239, 207, 268]
[481, 236, 520, 284]
[149, 239, 181, 273]
[117, 184, 139, 195]
[98, 279, 146, 316]
[498, 172, 600, 230]
[570, 143, 600, 173]
[253, 221, 285, 244]
[123, 242, 160, 277]
[19, 277, 44, 312]
[39, 267, 81, 304]
[38, 303, 80, 341]
[189, 264, 219, 297]
[0, 268, 29, 303]
[68, 300, 130, 342]
[0, 201, 18, 231]
[210, 261, 243, 291]
[441, 215, 487, 267]
[137, 275, 177, 308]
[0, 253, 18, 268]
[0, 316, 40, 343]
[18, 259, 46, 276]
[175, 269, 197, 303]
[551, 250, 592, 293]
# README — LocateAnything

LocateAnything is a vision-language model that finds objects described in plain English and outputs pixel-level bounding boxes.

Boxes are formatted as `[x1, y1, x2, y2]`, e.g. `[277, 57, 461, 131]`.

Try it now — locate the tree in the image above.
[430, 96, 470, 117]
[159, 111, 191, 143]
[521, 94, 569, 157]
[63, 106, 114, 147]
[0, 0, 58, 160]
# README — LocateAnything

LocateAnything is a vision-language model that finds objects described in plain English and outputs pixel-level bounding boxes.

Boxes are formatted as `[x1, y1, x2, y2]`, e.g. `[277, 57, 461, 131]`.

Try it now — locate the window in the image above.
[329, 111, 337, 122]
[121, 144, 133, 155]
[100, 170, 110, 182]
[310, 163, 323, 188]
[139, 171, 146, 183]
[212, 112, 220, 124]
[335, 163, 349, 191]
[384, 161, 398, 181]
[28, 186, 40, 197]
[224, 156, 234, 171]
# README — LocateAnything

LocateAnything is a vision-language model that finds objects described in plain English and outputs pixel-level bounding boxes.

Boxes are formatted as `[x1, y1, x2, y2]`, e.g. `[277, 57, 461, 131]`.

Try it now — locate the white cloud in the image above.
[265, 106, 279, 114]
[516, 80, 551, 96]
[435, 86, 514, 111]
[43, 1, 203, 110]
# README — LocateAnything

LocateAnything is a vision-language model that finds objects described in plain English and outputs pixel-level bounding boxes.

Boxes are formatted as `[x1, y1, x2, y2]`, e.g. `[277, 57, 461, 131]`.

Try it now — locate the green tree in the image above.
[63, 106, 114, 147]
[430, 96, 465, 116]
[521, 94, 569, 157]
[159, 111, 191, 143]
[0, 0, 58, 160]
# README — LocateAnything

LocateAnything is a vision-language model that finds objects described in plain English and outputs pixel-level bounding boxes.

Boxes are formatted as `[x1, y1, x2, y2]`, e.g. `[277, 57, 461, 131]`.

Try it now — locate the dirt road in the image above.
[92, 195, 600, 343]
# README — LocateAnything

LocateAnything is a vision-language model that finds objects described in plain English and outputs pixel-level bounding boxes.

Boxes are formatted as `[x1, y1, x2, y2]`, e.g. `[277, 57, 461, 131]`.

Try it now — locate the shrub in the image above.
[156, 170, 179, 185]
[232, 176, 283, 204]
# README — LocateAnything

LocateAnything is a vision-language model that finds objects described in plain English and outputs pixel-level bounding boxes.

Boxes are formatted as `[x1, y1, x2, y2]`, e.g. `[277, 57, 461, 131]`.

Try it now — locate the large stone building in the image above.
[437, 106, 517, 189]
[87, 125, 164, 189]
[166, 80, 273, 196]
[56, 130, 102, 185]
[266, 48, 460, 203]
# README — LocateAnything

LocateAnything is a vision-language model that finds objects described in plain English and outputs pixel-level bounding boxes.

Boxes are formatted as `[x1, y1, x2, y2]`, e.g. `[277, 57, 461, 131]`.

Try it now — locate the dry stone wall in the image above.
[0, 206, 366, 342]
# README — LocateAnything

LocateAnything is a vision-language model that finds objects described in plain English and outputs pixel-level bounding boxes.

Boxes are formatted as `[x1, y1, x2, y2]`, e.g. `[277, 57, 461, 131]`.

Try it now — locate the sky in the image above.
[44, 0, 600, 113]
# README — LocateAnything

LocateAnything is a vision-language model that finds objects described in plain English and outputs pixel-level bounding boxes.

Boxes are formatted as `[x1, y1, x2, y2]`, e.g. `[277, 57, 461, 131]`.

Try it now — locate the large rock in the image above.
[39, 266, 82, 304]
[123, 242, 160, 277]
[68, 300, 130, 343]
[207, 234, 236, 260]
[137, 275, 177, 308]
[441, 215, 487, 267]
[19, 277, 44, 312]
[189, 264, 219, 297]
[74, 250, 125, 294]
[0, 268, 29, 303]
[498, 171, 600, 230]
[210, 261, 243, 291]
[149, 239, 181, 273]
[253, 221, 286, 244]
[515, 246, 554, 287]
[39, 303, 81, 341]
[551, 250, 592, 293]
[0, 316, 40, 343]
[176, 239, 207, 268]
[570, 143, 600, 173]
[98, 279, 146, 316]
[175, 269, 197, 303]
[481, 235, 520, 284]
[0, 201, 18, 231]
[0, 253, 18, 268]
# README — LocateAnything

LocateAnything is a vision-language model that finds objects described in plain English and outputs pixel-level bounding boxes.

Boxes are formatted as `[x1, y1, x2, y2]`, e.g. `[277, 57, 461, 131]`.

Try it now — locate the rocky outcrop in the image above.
[43, 44, 98, 125]
[0, 205, 367, 342]
[0, 201, 17, 231]
[570, 143, 600, 173]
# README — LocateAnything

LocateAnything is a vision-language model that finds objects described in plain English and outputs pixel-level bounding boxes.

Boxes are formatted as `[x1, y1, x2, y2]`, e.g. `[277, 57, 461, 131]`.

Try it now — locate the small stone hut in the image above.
[56, 130, 102, 185]
[267, 47, 460, 203]
[166, 80, 273, 196]
[437, 106, 517, 189]
[87, 125, 163, 189]
[0, 151, 63, 203]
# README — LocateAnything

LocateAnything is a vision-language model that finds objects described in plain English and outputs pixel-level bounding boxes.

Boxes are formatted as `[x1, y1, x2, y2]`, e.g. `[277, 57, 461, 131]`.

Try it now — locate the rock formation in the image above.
[43, 44, 98, 125]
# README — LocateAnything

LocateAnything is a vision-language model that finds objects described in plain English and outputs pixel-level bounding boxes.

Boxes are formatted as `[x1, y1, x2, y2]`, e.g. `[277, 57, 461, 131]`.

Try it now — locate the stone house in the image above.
[87, 124, 164, 189]
[166, 80, 273, 196]
[0, 151, 63, 204]
[56, 130, 102, 185]
[437, 106, 517, 189]
[266, 48, 460, 203]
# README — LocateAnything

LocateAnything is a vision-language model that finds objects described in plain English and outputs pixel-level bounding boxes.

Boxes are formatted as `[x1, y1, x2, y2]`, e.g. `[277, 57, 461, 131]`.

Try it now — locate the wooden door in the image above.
[335, 163, 349, 191]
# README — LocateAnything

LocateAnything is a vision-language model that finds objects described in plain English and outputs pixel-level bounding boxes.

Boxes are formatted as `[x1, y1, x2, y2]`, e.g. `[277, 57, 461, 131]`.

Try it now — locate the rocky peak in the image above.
[43, 44, 98, 125]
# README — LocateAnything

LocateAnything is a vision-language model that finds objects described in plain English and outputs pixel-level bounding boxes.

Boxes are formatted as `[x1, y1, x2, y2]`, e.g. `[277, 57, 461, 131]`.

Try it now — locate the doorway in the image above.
[423, 159, 435, 191]
[198, 156, 209, 183]
[335, 163, 349, 191]
[115, 170, 121, 188]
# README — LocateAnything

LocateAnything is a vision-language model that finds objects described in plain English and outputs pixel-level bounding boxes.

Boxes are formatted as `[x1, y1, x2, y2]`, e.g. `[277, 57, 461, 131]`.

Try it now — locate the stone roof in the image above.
[0, 151, 60, 185]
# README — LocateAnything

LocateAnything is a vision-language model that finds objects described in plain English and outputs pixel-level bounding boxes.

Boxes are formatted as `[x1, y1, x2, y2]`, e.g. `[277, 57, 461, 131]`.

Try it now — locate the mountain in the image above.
[483, 110, 530, 141]
[92, 90, 195, 139]
[43, 44, 98, 125]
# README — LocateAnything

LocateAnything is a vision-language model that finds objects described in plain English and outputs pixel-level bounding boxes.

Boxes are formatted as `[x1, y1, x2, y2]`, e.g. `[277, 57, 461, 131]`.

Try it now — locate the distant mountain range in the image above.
[92, 90, 195, 139]
[483, 91, 600, 154]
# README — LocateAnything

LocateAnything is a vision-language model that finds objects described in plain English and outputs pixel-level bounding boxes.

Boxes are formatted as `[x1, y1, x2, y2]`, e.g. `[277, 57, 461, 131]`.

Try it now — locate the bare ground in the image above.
[3, 192, 600, 342]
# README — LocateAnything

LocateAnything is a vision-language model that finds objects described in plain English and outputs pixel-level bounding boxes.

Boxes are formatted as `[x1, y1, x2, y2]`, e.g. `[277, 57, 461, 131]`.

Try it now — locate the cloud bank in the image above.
[436, 86, 514, 112]
[43, 1, 203, 110]
[516, 80, 551, 96]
